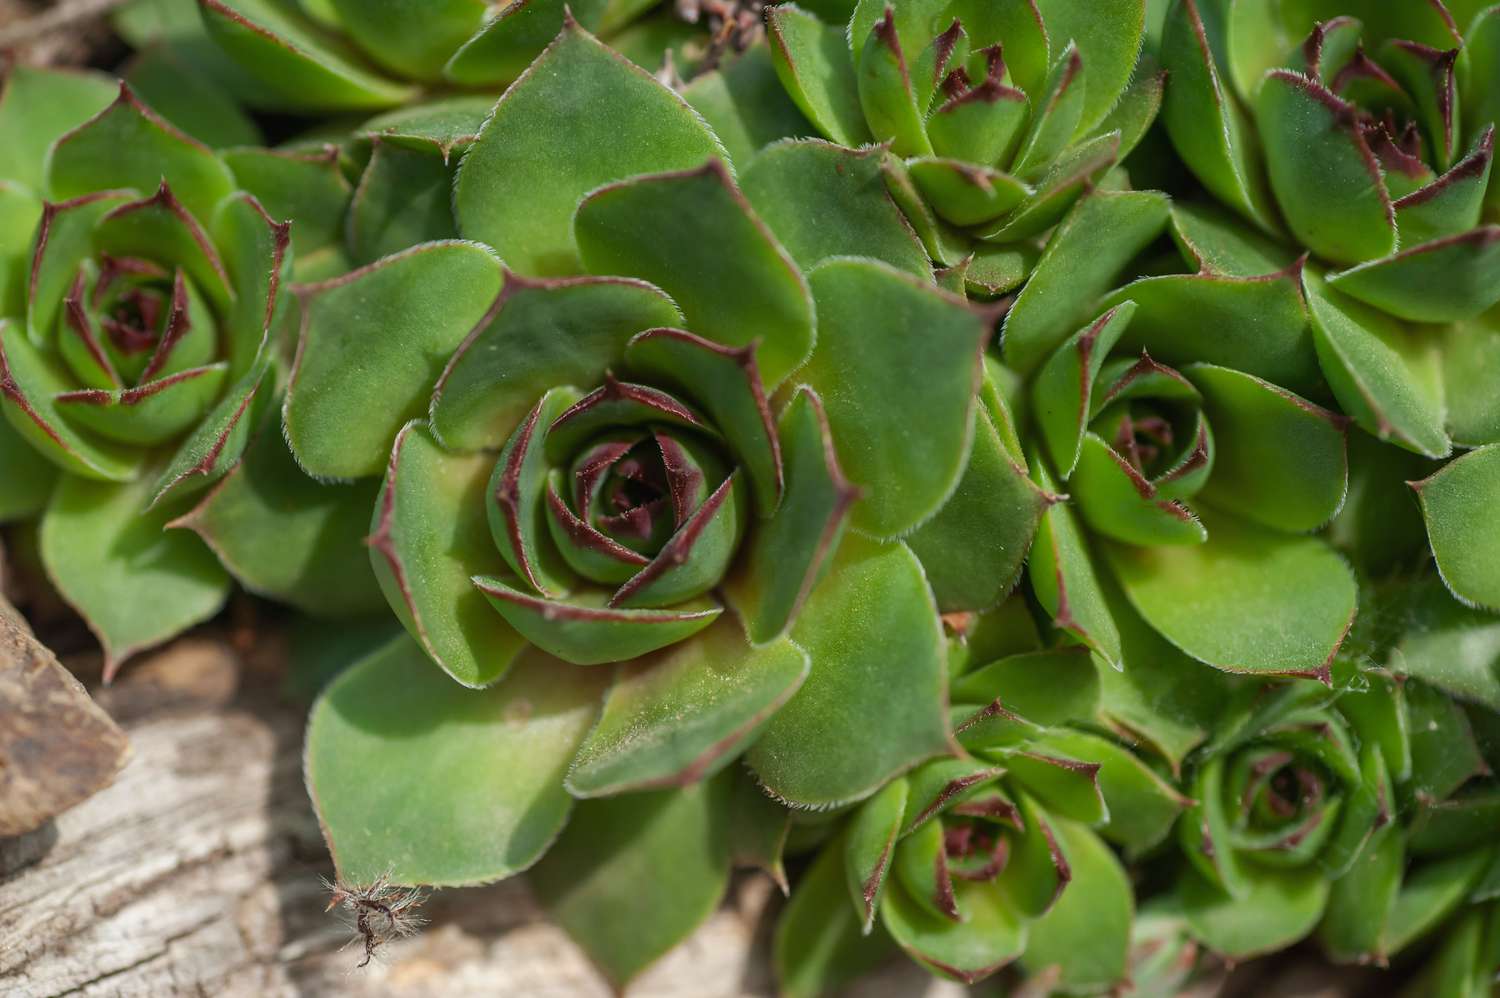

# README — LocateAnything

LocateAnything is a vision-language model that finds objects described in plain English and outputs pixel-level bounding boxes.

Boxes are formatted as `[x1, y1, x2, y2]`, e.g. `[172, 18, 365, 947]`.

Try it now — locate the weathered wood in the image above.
[0, 596, 128, 836]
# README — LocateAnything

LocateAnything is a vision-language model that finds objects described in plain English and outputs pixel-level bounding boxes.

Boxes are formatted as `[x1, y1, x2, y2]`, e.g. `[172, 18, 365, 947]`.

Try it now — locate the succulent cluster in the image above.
[4, 0, 1500, 992]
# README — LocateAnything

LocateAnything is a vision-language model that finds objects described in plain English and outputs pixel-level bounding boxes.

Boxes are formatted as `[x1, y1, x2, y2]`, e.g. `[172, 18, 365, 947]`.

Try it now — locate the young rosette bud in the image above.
[293, 21, 1031, 987]
[1159, 1, 1500, 459]
[774, 608, 1190, 995]
[0, 71, 290, 672]
[194, 0, 680, 113]
[766, 0, 1164, 291]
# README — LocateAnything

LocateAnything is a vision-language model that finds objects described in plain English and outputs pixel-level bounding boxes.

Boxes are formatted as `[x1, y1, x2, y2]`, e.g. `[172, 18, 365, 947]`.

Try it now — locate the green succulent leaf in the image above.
[0, 414, 57, 521]
[766, 4, 871, 148]
[327, 0, 488, 82]
[1305, 269, 1451, 458]
[881, 877, 1026, 985]
[1169, 200, 1300, 277]
[1019, 817, 1133, 992]
[574, 160, 813, 389]
[1103, 265, 1322, 397]
[41, 470, 230, 677]
[1319, 823, 1404, 962]
[530, 775, 733, 990]
[1035, 0, 1147, 134]
[1011, 45, 1086, 178]
[1032, 303, 1137, 477]
[725, 387, 857, 644]
[1003, 752, 1107, 825]
[746, 533, 951, 809]
[565, 618, 809, 796]
[855, 8, 932, 158]
[171, 424, 384, 617]
[801, 257, 988, 539]
[47, 84, 237, 225]
[124, 44, 263, 150]
[306, 635, 606, 885]
[727, 769, 793, 890]
[908, 396, 1050, 613]
[1187, 363, 1349, 532]
[1326, 227, 1500, 324]
[370, 422, 526, 687]
[1381, 846, 1497, 956]
[345, 140, 459, 267]
[1391, 578, 1500, 713]
[1412, 443, 1500, 611]
[1027, 451, 1122, 668]
[1443, 307, 1500, 446]
[1003, 189, 1170, 375]
[222, 145, 349, 273]
[844, 777, 908, 931]
[0, 64, 116, 193]
[1178, 864, 1329, 959]
[775, 835, 896, 998]
[741, 140, 929, 279]
[1036, 729, 1189, 853]
[284, 241, 504, 479]
[428, 273, 681, 452]
[453, 19, 724, 276]
[199, 0, 419, 111]
[950, 647, 1100, 728]
[1103, 507, 1357, 678]
[681, 46, 813, 171]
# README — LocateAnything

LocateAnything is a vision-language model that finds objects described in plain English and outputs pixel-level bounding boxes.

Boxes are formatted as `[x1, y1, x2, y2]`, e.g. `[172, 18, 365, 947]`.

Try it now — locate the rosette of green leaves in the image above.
[192, 0, 674, 113]
[0, 70, 298, 672]
[773, 601, 1196, 995]
[766, 0, 1165, 292]
[291, 20, 1053, 987]
[1157, 2, 1500, 465]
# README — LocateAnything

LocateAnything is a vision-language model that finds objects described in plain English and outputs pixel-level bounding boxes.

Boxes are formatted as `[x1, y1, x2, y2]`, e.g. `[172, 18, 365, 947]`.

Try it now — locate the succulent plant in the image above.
[188, 0, 694, 113]
[0, 66, 387, 673]
[766, 0, 1165, 293]
[774, 605, 1194, 994]
[287, 20, 1058, 986]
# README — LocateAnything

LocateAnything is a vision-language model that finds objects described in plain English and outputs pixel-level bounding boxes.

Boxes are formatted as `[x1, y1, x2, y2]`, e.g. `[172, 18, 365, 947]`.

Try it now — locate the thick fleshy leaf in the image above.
[0, 65, 116, 193]
[1034, 0, 1146, 134]
[0, 321, 142, 482]
[474, 579, 721, 666]
[1103, 266, 1321, 397]
[1170, 200, 1299, 277]
[1444, 308, 1500, 446]
[726, 388, 857, 644]
[1011, 44, 1086, 178]
[222, 145, 350, 264]
[1003, 189, 1170, 374]
[370, 422, 525, 687]
[1412, 444, 1500, 610]
[801, 258, 987, 539]
[681, 46, 813, 170]
[25, 190, 134, 348]
[565, 618, 808, 796]
[91, 184, 233, 311]
[327, 0, 487, 82]
[1381, 847, 1496, 956]
[626, 328, 781, 512]
[55, 365, 229, 447]
[882, 877, 1026, 984]
[150, 342, 274, 508]
[1103, 507, 1357, 678]
[0, 415, 57, 521]
[1027, 452, 1121, 668]
[1305, 269, 1450, 458]
[1178, 865, 1329, 958]
[1405, 679, 1489, 805]
[1034, 729, 1189, 853]
[844, 778, 908, 932]
[484, 388, 580, 598]
[908, 400, 1050, 612]
[41, 471, 229, 676]
[1255, 70, 1396, 265]
[1159, 0, 1279, 233]
[1391, 579, 1500, 712]
[199, 0, 419, 111]
[1070, 432, 1208, 546]
[855, 8, 932, 158]
[575, 161, 812, 388]
[429, 273, 680, 451]
[1394, 129, 1493, 245]
[1090, 62, 1166, 160]
[740, 140, 928, 279]
[766, 4, 871, 148]
[1095, 572, 1229, 771]
[530, 776, 733, 989]
[1032, 303, 1136, 477]
[746, 534, 951, 808]
[284, 241, 504, 479]
[975, 132, 1120, 243]
[775, 836, 896, 998]
[1003, 752, 1107, 825]
[1319, 823, 1404, 962]
[47, 84, 236, 224]
[907, 158, 1031, 226]
[951, 647, 1099, 728]
[452, 20, 723, 276]
[307, 635, 605, 885]
[346, 140, 459, 266]
[1020, 818, 1133, 992]
[171, 425, 384, 617]
[728, 769, 792, 890]
[443, 0, 610, 84]
[1187, 363, 1349, 532]
[1327, 227, 1500, 323]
